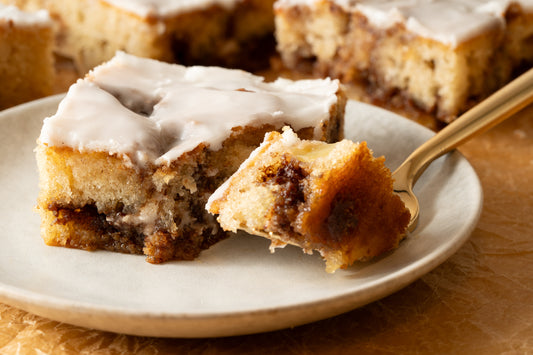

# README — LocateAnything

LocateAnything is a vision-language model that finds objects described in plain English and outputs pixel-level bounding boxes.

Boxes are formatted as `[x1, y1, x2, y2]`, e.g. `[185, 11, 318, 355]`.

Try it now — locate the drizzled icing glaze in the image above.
[39, 52, 341, 167]
[101, 0, 243, 18]
[276, 0, 533, 47]
[0, 4, 50, 25]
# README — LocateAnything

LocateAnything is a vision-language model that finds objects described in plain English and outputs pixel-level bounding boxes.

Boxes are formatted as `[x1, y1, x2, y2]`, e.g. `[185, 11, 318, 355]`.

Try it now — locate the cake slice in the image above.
[207, 127, 410, 273]
[35, 52, 345, 263]
[3, 0, 276, 74]
[0, 4, 54, 109]
[274, 0, 533, 122]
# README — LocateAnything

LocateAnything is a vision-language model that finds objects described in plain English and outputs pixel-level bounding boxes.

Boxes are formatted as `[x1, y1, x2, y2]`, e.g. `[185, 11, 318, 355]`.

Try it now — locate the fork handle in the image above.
[395, 67, 533, 186]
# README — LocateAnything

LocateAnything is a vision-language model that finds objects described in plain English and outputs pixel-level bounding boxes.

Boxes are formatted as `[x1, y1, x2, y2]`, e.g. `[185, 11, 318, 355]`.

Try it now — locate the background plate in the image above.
[0, 96, 482, 338]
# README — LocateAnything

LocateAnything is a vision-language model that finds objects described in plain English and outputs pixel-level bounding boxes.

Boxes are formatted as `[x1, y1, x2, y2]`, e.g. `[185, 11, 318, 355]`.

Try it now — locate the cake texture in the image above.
[2, 0, 276, 74]
[35, 52, 345, 263]
[274, 0, 533, 122]
[0, 4, 54, 109]
[207, 127, 410, 273]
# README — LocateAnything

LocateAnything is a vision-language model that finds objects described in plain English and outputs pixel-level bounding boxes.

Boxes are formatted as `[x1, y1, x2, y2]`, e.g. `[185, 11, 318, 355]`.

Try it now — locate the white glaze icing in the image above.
[39, 52, 341, 167]
[101, 0, 243, 17]
[0, 4, 50, 25]
[275, 0, 533, 47]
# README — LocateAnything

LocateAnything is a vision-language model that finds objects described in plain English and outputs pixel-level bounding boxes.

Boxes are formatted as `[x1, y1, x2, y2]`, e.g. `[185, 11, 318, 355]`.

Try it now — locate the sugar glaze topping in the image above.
[39, 52, 341, 167]
[276, 0, 533, 47]
[102, 0, 243, 17]
[0, 4, 51, 25]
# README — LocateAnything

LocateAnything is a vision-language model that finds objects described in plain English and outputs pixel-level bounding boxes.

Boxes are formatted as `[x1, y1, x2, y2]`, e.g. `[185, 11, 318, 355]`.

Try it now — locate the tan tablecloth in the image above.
[0, 69, 532, 354]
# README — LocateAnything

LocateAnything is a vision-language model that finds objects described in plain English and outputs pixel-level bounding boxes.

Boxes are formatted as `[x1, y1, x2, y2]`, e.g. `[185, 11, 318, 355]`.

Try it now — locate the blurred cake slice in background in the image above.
[2, 0, 276, 74]
[0, 4, 54, 109]
[275, 0, 533, 123]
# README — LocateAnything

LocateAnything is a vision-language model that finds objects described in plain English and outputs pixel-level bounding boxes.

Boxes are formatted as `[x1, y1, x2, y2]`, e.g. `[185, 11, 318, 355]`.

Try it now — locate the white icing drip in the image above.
[275, 0, 533, 47]
[39, 52, 341, 167]
[101, 0, 242, 17]
[40, 81, 163, 165]
[0, 4, 51, 25]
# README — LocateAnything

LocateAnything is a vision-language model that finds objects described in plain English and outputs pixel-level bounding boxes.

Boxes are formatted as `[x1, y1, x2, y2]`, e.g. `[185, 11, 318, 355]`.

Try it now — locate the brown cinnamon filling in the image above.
[47, 203, 228, 263]
[260, 156, 308, 233]
[48, 203, 145, 254]
[326, 196, 359, 243]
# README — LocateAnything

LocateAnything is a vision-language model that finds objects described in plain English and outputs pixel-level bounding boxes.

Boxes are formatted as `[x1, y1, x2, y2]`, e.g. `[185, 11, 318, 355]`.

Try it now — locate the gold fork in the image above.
[393, 68, 533, 232]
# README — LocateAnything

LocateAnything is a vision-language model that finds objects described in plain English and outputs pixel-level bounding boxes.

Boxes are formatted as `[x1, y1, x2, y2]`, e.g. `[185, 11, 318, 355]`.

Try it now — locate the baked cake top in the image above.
[276, 0, 533, 47]
[102, 0, 249, 18]
[0, 4, 50, 25]
[39, 52, 342, 167]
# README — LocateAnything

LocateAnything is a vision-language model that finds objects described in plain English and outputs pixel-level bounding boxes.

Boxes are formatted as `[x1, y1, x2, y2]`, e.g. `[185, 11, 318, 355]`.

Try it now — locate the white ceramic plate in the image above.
[0, 96, 482, 338]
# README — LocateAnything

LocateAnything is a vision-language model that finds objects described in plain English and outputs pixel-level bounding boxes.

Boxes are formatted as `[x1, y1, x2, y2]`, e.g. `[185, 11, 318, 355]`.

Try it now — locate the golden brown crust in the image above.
[298, 142, 410, 261]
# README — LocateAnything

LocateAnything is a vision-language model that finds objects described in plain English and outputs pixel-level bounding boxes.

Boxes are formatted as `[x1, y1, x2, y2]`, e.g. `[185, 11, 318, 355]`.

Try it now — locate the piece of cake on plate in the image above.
[35, 51, 346, 263]
[0, 4, 54, 109]
[207, 127, 410, 273]
[274, 0, 533, 122]
[2, 0, 276, 74]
